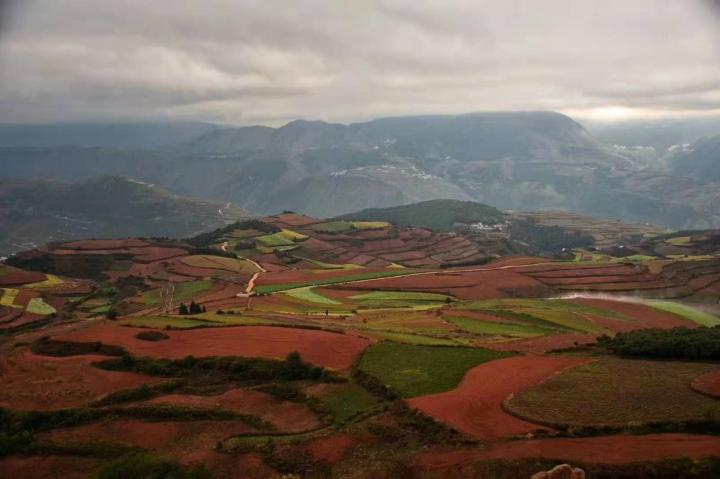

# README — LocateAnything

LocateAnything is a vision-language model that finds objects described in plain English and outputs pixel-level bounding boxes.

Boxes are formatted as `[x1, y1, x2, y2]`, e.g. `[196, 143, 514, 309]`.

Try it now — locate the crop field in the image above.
[283, 286, 342, 305]
[506, 357, 720, 427]
[446, 315, 552, 338]
[25, 297, 56, 315]
[350, 290, 453, 309]
[181, 255, 260, 274]
[0, 288, 19, 307]
[140, 279, 213, 305]
[358, 341, 510, 397]
[308, 383, 380, 425]
[646, 300, 720, 326]
[254, 269, 417, 293]
[256, 232, 296, 247]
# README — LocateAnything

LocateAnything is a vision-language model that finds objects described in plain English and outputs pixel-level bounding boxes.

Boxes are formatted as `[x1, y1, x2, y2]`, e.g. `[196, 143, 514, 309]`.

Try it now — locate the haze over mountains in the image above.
[1, 111, 720, 237]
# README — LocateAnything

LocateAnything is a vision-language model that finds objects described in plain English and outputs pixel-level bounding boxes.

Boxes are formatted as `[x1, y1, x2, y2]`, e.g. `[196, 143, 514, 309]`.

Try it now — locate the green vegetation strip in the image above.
[647, 300, 720, 327]
[283, 287, 341, 305]
[26, 297, 56, 315]
[446, 316, 551, 338]
[358, 341, 510, 398]
[255, 269, 419, 294]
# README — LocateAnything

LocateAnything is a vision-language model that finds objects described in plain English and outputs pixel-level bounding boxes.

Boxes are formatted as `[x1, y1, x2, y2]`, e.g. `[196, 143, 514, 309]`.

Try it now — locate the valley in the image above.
[1, 209, 719, 478]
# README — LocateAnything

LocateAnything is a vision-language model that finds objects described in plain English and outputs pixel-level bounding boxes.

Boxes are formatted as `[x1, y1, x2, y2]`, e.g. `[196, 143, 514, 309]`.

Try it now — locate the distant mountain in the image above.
[0, 176, 251, 256]
[0, 122, 217, 149]
[1, 111, 720, 227]
[668, 135, 720, 182]
[338, 199, 506, 231]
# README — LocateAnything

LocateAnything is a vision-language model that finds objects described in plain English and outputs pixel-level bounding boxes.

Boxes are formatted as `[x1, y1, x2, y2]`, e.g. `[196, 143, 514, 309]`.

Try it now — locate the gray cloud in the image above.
[0, 0, 719, 125]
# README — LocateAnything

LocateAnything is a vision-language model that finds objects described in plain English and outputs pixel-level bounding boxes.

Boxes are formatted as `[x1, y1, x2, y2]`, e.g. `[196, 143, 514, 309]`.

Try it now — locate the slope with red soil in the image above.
[55, 324, 372, 370]
[409, 356, 589, 440]
[147, 389, 320, 432]
[413, 434, 720, 468]
[692, 369, 720, 399]
[0, 348, 164, 410]
[571, 298, 694, 329]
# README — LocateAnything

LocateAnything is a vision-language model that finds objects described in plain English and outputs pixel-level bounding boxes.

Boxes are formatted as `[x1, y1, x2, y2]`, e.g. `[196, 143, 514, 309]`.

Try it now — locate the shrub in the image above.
[95, 452, 214, 479]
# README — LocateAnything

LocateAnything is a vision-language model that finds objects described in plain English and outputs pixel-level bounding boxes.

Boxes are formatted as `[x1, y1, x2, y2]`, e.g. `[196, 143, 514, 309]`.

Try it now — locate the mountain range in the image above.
[1, 111, 719, 229]
[0, 176, 249, 256]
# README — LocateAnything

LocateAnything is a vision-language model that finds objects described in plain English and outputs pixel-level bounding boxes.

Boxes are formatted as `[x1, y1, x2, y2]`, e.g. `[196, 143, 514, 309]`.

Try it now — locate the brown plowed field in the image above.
[61, 239, 150, 249]
[55, 324, 372, 370]
[0, 348, 163, 410]
[305, 433, 358, 463]
[413, 434, 720, 468]
[0, 455, 99, 479]
[478, 334, 597, 355]
[0, 269, 47, 286]
[147, 389, 320, 432]
[692, 369, 720, 398]
[409, 356, 589, 440]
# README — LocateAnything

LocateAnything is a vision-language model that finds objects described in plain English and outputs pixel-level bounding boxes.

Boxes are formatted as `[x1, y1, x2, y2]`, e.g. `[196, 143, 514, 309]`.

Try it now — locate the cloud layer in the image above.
[1, 0, 719, 124]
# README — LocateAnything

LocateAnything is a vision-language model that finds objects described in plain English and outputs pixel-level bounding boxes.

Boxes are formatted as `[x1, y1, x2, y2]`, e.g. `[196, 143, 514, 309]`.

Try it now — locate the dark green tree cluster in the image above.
[598, 326, 720, 360]
[178, 301, 205, 315]
[509, 219, 594, 254]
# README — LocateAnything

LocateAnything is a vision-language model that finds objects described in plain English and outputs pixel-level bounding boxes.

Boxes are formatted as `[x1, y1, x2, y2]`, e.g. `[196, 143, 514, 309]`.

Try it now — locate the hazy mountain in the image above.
[668, 135, 720, 182]
[0, 176, 251, 256]
[1, 111, 719, 227]
[0, 122, 217, 149]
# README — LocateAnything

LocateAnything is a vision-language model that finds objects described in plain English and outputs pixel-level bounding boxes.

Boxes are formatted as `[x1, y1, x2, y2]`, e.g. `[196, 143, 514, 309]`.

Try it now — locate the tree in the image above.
[178, 303, 189, 315]
[189, 301, 202, 315]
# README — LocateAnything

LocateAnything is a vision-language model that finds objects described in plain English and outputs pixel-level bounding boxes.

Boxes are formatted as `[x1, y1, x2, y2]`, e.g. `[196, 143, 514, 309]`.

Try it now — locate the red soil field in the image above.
[0, 348, 164, 410]
[55, 324, 372, 370]
[571, 298, 694, 329]
[413, 434, 720, 468]
[526, 265, 643, 278]
[0, 269, 47, 286]
[147, 389, 320, 432]
[692, 370, 720, 399]
[478, 333, 597, 355]
[537, 274, 657, 286]
[409, 356, 589, 440]
[0, 455, 99, 479]
[341, 269, 549, 300]
[130, 247, 188, 263]
[263, 213, 320, 227]
[12, 288, 40, 308]
[170, 261, 221, 278]
[305, 433, 358, 463]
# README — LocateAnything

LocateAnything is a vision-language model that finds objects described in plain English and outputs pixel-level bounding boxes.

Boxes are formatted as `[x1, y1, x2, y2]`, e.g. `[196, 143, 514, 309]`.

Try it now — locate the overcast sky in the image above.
[1, 0, 719, 125]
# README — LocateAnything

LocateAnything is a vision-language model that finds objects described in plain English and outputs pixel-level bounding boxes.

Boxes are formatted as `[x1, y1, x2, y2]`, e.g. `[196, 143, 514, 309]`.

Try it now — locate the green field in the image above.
[283, 287, 341, 305]
[278, 229, 309, 241]
[364, 331, 461, 346]
[312, 383, 380, 425]
[647, 300, 720, 327]
[26, 297, 56, 315]
[255, 270, 418, 294]
[309, 221, 356, 233]
[120, 315, 221, 329]
[196, 312, 278, 325]
[256, 233, 295, 247]
[181, 255, 259, 274]
[506, 357, 720, 428]
[350, 291, 452, 309]
[358, 341, 510, 397]
[140, 279, 213, 305]
[446, 315, 551, 338]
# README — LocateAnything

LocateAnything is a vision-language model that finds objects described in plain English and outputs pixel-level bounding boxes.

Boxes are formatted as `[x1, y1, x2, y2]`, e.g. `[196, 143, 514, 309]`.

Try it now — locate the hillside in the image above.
[669, 135, 720, 182]
[338, 199, 506, 231]
[0, 176, 251, 256]
[1, 112, 720, 227]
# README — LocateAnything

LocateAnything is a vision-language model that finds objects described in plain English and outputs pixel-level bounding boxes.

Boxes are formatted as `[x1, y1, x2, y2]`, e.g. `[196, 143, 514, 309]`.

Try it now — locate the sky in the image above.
[0, 0, 719, 126]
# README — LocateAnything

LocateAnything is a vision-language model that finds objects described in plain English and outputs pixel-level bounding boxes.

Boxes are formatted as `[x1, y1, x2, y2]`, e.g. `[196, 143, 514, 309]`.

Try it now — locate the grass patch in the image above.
[278, 229, 309, 241]
[311, 383, 380, 426]
[365, 331, 461, 346]
[181, 255, 259, 274]
[506, 357, 720, 428]
[26, 297, 56, 315]
[647, 300, 720, 327]
[309, 221, 355, 233]
[140, 280, 212, 306]
[284, 287, 341, 305]
[358, 341, 510, 397]
[350, 221, 390, 229]
[196, 312, 278, 326]
[666, 236, 691, 246]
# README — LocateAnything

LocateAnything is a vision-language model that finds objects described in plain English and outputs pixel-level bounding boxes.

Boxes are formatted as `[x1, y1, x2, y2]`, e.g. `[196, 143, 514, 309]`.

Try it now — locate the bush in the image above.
[598, 326, 720, 360]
